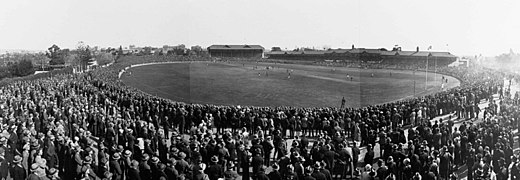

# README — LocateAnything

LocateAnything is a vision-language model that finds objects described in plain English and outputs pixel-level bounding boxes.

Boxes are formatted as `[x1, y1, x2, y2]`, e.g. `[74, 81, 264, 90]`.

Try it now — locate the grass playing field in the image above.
[121, 61, 460, 108]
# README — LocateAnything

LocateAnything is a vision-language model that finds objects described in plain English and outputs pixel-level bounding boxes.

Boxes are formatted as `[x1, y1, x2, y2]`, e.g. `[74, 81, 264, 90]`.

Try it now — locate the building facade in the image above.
[207, 45, 264, 58]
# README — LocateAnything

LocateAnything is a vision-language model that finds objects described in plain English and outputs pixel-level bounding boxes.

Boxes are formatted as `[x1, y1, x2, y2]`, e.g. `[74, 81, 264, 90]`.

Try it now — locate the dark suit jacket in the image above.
[255, 172, 270, 180]
[9, 164, 26, 180]
[0, 161, 9, 179]
[127, 168, 141, 180]
[205, 164, 223, 180]
[26, 173, 40, 180]
[268, 170, 282, 180]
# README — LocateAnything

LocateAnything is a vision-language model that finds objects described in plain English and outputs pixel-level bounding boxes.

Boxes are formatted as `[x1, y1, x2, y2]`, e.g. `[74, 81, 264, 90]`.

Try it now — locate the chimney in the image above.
[416, 46, 419, 52]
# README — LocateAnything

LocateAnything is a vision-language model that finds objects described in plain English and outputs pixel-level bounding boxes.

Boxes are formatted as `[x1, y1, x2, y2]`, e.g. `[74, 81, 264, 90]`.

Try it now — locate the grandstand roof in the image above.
[208, 45, 264, 50]
[268, 51, 326, 55]
[411, 51, 432, 57]
[327, 49, 350, 54]
[380, 51, 398, 56]
[348, 48, 382, 54]
[269, 48, 457, 58]
[395, 51, 417, 56]
[430, 52, 457, 58]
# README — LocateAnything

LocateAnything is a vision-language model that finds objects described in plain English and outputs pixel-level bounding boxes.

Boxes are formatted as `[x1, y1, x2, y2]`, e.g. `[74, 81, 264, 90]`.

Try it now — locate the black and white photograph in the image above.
[1, 0, 520, 180]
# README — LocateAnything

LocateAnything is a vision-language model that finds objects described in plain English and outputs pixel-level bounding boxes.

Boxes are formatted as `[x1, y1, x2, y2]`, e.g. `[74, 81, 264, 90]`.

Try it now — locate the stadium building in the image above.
[207, 45, 264, 58]
[267, 47, 458, 68]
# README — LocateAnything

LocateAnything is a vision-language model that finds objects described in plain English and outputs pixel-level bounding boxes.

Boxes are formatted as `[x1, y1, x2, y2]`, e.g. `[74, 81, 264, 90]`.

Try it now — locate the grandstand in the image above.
[267, 47, 457, 69]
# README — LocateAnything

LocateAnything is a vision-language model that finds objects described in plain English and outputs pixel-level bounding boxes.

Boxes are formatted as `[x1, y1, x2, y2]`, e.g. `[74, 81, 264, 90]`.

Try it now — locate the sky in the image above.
[0, 0, 519, 56]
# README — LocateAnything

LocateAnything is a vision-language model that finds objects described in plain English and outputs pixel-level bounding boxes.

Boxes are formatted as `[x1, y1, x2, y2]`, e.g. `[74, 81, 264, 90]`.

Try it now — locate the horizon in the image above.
[1, 0, 519, 57]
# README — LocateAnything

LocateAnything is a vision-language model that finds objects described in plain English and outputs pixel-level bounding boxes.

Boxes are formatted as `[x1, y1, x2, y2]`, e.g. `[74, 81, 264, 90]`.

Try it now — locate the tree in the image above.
[76, 41, 93, 70]
[14, 59, 35, 76]
[46, 44, 65, 65]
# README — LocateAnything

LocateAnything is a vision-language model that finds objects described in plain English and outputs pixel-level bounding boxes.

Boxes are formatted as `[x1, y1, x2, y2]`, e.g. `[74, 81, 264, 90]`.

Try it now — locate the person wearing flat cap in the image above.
[9, 155, 26, 180]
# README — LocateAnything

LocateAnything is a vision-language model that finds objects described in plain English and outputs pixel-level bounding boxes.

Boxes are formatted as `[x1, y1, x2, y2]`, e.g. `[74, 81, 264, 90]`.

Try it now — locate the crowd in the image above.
[0, 55, 518, 180]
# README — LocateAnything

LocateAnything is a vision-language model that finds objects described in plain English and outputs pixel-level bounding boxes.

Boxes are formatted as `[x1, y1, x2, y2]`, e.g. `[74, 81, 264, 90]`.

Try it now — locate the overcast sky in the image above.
[0, 0, 519, 56]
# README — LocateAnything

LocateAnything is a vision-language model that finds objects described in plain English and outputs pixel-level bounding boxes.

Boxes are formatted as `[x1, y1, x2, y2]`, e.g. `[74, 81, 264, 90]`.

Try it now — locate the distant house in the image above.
[207, 45, 264, 58]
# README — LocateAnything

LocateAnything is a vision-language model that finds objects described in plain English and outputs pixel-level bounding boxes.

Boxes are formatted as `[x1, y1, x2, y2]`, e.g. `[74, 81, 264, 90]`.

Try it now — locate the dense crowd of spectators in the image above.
[0, 55, 518, 180]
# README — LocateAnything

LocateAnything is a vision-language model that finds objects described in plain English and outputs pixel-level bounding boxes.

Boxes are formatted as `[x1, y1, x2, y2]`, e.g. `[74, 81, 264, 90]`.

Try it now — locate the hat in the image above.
[37, 159, 47, 168]
[297, 156, 305, 162]
[13, 155, 22, 164]
[364, 164, 372, 171]
[151, 156, 160, 164]
[227, 161, 235, 168]
[272, 163, 280, 170]
[123, 150, 132, 157]
[211, 156, 219, 163]
[130, 160, 139, 168]
[30, 163, 40, 172]
[305, 166, 314, 174]
[112, 153, 121, 160]
[158, 163, 166, 171]
[142, 153, 150, 161]
[200, 163, 207, 171]
[314, 162, 321, 169]
[117, 145, 124, 153]
[48, 168, 58, 175]
[178, 152, 186, 159]
[83, 156, 92, 164]
[104, 172, 113, 179]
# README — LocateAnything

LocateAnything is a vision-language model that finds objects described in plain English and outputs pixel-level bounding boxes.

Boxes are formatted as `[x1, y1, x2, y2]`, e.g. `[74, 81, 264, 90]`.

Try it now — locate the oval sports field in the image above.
[121, 61, 460, 108]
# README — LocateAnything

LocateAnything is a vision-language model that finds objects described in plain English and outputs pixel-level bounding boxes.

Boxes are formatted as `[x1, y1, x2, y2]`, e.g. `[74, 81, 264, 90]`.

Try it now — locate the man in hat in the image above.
[9, 155, 26, 180]
[164, 159, 178, 180]
[0, 152, 7, 180]
[122, 150, 133, 177]
[364, 144, 374, 166]
[268, 163, 282, 180]
[251, 148, 264, 176]
[205, 156, 223, 180]
[311, 162, 326, 180]
[294, 156, 305, 180]
[256, 165, 270, 180]
[223, 161, 239, 180]
[239, 145, 251, 179]
[302, 166, 315, 180]
[46, 168, 60, 180]
[150, 156, 161, 180]
[139, 154, 152, 180]
[175, 152, 189, 174]
[81, 156, 99, 180]
[26, 163, 41, 180]
[323, 144, 338, 171]
[126, 160, 141, 180]
[110, 153, 123, 180]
